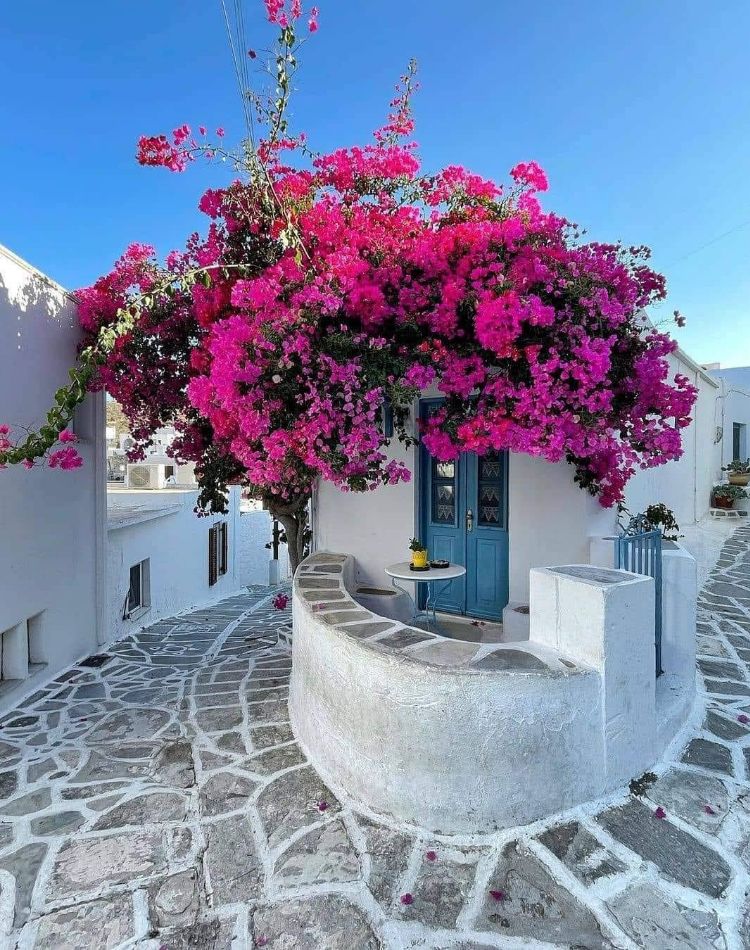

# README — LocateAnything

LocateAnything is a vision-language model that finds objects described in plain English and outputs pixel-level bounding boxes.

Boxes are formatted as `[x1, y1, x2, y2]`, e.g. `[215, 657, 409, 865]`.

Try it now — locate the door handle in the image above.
[466, 508, 474, 532]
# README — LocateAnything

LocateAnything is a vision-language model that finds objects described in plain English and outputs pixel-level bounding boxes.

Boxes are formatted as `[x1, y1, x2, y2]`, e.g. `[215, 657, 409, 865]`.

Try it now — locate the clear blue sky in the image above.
[2, 1, 749, 366]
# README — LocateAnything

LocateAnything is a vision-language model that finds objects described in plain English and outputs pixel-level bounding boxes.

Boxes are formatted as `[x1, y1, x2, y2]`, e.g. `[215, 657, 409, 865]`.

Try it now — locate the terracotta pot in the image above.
[713, 495, 735, 509]
[411, 549, 428, 568]
[728, 473, 750, 486]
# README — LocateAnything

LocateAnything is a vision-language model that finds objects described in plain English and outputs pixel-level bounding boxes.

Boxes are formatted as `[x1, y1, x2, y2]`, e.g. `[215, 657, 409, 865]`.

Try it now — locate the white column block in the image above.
[530, 565, 656, 788]
[661, 543, 697, 681]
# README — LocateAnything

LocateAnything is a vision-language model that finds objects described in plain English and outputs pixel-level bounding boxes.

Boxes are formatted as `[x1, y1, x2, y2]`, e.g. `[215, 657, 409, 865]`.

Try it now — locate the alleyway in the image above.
[2, 530, 750, 948]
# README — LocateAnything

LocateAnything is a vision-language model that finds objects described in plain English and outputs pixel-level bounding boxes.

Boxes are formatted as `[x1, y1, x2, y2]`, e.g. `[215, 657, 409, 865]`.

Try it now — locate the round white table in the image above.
[384, 561, 467, 631]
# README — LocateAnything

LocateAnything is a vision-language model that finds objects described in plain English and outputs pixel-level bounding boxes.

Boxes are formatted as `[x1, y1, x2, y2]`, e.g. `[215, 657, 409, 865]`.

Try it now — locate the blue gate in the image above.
[614, 523, 663, 676]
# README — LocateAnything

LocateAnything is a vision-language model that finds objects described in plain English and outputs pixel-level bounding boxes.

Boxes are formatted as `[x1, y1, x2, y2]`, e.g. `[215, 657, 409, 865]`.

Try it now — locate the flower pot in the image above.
[713, 496, 735, 509]
[411, 549, 428, 569]
[729, 473, 750, 486]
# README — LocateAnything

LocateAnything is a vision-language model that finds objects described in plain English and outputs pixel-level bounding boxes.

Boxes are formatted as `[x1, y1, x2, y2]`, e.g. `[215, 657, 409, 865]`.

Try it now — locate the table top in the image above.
[385, 561, 467, 582]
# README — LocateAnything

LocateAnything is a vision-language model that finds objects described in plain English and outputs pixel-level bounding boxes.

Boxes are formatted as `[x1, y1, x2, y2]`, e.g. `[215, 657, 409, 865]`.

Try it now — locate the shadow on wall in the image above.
[0, 258, 79, 431]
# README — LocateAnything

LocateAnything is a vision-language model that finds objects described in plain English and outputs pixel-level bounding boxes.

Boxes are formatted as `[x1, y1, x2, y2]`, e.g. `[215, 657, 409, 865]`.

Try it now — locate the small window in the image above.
[733, 423, 746, 462]
[209, 521, 229, 586]
[124, 559, 150, 619]
[164, 465, 175, 479]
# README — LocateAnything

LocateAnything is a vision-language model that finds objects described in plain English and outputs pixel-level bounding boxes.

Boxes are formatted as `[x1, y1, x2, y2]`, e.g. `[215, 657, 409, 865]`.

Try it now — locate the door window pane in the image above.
[431, 457, 456, 524]
[478, 451, 504, 527]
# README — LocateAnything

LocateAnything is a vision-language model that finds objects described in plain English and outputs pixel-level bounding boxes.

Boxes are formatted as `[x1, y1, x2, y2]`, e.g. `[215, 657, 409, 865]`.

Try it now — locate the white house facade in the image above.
[707, 364, 750, 467]
[0, 245, 107, 707]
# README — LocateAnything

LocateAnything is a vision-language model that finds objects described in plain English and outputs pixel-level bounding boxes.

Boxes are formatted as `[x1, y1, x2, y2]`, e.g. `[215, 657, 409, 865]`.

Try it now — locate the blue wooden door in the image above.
[420, 402, 509, 620]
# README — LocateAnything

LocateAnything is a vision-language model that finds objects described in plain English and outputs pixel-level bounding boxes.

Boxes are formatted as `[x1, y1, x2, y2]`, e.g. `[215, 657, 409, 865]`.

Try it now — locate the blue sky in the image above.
[2, 1, 748, 366]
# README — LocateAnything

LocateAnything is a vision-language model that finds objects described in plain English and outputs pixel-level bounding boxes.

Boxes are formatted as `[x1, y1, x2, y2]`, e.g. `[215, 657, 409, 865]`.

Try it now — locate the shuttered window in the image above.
[208, 521, 229, 586]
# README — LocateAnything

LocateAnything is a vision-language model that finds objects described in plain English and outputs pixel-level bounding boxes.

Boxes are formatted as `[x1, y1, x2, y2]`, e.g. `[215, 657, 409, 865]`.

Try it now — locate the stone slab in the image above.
[597, 799, 731, 897]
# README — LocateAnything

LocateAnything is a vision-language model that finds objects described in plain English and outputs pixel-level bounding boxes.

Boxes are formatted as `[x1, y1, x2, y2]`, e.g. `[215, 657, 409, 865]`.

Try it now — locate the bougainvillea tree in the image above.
[0, 0, 697, 570]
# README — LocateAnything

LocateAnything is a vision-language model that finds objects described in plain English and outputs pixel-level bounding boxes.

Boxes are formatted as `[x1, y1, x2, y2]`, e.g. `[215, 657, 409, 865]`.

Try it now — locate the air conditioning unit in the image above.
[126, 463, 168, 490]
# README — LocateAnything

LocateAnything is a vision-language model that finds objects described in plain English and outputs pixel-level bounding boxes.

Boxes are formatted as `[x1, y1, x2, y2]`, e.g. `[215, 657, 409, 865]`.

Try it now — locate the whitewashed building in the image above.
[707, 364, 750, 466]
[0, 246, 289, 715]
[0, 246, 106, 707]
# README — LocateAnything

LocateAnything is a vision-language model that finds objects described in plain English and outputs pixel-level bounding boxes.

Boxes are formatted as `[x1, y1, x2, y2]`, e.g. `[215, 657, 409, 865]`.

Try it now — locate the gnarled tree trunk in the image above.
[268, 496, 310, 575]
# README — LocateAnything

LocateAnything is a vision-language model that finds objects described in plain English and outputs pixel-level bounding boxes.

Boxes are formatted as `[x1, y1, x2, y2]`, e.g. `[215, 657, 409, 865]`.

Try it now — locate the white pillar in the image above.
[529, 565, 656, 789]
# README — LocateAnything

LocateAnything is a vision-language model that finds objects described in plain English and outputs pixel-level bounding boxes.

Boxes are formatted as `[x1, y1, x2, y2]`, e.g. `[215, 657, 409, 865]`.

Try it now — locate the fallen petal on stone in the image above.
[425, 850, 437, 861]
[739, 714, 749, 724]
[318, 800, 328, 812]
[654, 806, 667, 819]
[400, 893, 413, 905]
[704, 804, 717, 815]
[489, 889, 506, 901]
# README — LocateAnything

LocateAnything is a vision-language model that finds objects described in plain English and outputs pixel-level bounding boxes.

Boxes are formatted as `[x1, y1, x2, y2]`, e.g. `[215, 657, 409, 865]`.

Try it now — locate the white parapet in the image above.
[291, 554, 693, 833]
[530, 565, 656, 789]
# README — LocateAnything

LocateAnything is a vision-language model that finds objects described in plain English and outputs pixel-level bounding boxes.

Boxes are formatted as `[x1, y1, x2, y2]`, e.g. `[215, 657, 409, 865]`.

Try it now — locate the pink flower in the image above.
[273, 593, 289, 610]
[58, 429, 78, 443]
[400, 893, 413, 905]
[48, 447, 83, 471]
[509, 160, 548, 192]
[317, 800, 328, 812]
[738, 714, 749, 724]
[425, 850, 437, 862]
[654, 806, 666, 819]
[308, 5, 319, 31]
[216, 127, 225, 138]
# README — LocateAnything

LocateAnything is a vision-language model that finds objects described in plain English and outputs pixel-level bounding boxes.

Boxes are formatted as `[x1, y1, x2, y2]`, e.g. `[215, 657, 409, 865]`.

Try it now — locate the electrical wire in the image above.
[219, 0, 254, 142]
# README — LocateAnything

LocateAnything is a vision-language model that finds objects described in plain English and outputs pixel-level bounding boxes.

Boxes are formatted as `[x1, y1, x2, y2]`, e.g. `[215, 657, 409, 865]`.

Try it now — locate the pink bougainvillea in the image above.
[1, 1, 697, 569]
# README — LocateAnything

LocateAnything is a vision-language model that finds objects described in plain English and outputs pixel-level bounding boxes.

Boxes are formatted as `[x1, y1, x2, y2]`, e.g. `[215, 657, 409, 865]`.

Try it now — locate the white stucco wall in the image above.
[106, 486, 243, 640]
[314, 440, 416, 591]
[0, 245, 106, 710]
[238, 507, 291, 586]
[709, 368, 750, 467]
[625, 349, 721, 525]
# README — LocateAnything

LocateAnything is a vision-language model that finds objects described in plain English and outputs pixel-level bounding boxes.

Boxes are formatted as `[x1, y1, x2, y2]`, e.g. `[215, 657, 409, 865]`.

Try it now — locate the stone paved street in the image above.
[3, 530, 750, 948]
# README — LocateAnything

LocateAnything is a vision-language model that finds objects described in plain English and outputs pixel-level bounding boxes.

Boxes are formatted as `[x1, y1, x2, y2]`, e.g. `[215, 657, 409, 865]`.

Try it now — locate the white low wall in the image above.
[106, 487, 243, 640]
[290, 553, 686, 833]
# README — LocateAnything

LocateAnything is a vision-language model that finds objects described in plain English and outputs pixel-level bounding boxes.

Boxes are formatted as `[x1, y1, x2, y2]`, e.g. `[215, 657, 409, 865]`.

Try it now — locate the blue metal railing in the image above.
[614, 526, 663, 676]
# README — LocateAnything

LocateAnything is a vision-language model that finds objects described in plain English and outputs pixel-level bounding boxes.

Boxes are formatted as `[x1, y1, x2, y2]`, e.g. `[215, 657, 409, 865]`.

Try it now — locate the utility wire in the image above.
[219, 0, 254, 143]
[666, 216, 750, 268]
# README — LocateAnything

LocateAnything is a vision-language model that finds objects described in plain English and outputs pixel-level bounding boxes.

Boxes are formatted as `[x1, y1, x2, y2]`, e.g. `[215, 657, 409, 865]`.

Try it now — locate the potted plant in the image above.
[642, 503, 681, 542]
[409, 537, 428, 569]
[712, 484, 748, 509]
[724, 459, 750, 487]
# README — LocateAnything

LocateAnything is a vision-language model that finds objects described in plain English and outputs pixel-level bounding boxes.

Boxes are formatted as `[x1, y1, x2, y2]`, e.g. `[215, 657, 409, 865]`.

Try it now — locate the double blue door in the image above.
[420, 402, 509, 620]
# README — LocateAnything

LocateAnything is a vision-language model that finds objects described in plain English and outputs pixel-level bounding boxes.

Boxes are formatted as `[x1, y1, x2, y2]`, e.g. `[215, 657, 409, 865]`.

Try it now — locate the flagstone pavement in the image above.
[3, 530, 750, 948]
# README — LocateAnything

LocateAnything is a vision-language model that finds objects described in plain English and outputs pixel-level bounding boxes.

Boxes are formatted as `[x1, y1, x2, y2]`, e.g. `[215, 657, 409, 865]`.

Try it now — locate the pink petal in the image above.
[317, 800, 328, 812]
[489, 889, 506, 902]
[704, 804, 717, 815]
[738, 714, 749, 724]
[425, 850, 437, 862]
[400, 893, 414, 905]
[654, 806, 666, 819]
